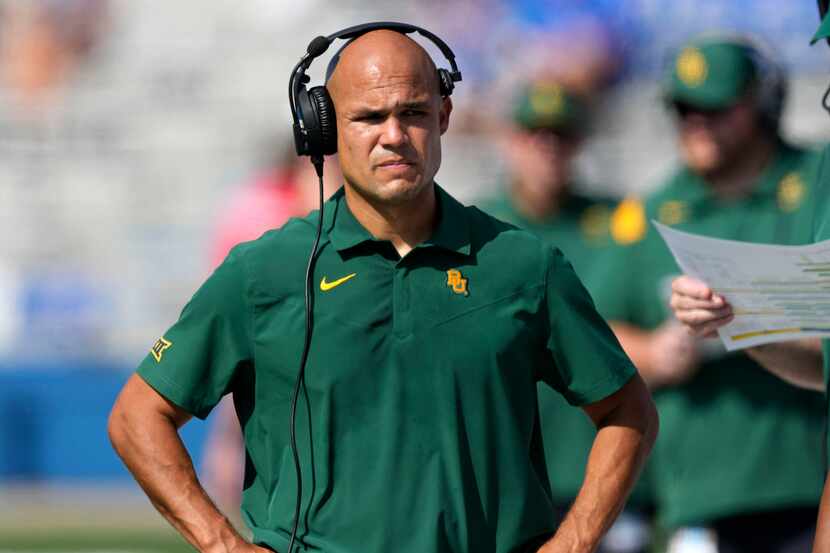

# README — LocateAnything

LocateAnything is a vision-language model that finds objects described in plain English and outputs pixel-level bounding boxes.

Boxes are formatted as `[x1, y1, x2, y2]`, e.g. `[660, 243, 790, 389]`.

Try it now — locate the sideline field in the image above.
[3, 484, 667, 552]
[2, 484, 204, 553]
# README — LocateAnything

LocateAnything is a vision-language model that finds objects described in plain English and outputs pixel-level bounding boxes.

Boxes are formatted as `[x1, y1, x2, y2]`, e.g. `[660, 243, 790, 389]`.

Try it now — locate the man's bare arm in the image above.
[670, 276, 825, 392]
[610, 322, 699, 389]
[745, 339, 824, 392]
[539, 374, 658, 553]
[108, 374, 267, 553]
[814, 476, 830, 553]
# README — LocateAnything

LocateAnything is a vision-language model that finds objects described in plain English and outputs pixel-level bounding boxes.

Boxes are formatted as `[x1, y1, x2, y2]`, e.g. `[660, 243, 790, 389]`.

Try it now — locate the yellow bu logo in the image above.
[446, 269, 469, 296]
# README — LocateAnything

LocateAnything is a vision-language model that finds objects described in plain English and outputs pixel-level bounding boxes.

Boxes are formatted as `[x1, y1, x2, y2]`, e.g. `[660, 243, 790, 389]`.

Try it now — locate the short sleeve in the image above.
[136, 246, 252, 419]
[541, 248, 636, 406]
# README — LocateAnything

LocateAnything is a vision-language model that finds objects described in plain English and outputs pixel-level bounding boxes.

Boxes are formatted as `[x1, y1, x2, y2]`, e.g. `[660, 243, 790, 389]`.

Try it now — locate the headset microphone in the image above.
[283, 22, 462, 553]
[306, 36, 331, 57]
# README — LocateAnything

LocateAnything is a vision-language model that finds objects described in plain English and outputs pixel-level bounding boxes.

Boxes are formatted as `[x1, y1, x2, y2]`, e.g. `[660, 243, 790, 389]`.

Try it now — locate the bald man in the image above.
[108, 29, 657, 553]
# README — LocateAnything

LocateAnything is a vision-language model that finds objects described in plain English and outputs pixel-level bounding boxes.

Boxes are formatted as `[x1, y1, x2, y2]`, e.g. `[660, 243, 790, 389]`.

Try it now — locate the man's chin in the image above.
[373, 178, 430, 204]
[688, 158, 724, 177]
[683, 148, 722, 175]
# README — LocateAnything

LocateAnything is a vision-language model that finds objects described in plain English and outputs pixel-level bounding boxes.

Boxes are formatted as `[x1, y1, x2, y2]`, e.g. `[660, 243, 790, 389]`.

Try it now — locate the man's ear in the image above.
[439, 96, 453, 135]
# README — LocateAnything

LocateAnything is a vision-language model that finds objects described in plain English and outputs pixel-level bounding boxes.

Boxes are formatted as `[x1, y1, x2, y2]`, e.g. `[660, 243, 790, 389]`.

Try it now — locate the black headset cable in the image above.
[286, 155, 325, 553]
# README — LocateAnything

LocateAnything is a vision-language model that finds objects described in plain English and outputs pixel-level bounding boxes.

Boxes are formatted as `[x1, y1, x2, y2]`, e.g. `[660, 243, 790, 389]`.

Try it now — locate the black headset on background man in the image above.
[818, 0, 830, 114]
[280, 22, 462, 553]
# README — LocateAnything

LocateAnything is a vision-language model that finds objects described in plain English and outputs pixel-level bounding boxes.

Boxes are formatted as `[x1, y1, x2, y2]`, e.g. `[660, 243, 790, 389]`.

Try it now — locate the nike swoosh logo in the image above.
[320, 273, 357, 291]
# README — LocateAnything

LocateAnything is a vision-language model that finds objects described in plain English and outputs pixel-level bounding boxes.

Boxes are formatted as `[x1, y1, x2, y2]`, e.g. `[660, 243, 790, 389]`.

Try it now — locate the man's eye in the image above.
[403, 109, 427, 117]
[357, 113, 384, 123]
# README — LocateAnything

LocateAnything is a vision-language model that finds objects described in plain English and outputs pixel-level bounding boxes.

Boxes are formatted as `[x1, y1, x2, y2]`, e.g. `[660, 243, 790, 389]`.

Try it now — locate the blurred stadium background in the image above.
[1, 0, 829, 551]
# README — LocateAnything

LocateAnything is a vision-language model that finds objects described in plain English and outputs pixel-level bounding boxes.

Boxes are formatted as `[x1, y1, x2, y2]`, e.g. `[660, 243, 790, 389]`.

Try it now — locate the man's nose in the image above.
[378, 116, 407, 147]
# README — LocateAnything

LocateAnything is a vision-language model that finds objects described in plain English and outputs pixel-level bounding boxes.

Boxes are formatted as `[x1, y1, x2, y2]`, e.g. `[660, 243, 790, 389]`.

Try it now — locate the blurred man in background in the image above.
[668, 6, 830, 552]
[0, 0, 109, 116]
[482, 79, 653, 553]
[209, 150, 342, 269]
[600, 35, 825, 553]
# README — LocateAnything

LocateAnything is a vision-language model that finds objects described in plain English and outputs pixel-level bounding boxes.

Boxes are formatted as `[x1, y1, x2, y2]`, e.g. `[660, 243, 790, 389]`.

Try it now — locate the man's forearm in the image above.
[108, 381, 247, 553]
[545, 425, 654, 552]
[541, 378, 658, 553]
[746, 338, 824, 392]
[814, 475, 830, 553]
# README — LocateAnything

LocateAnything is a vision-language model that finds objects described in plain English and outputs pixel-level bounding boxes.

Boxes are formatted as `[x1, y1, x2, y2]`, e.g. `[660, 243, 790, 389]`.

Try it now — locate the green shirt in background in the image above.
[481, 191, 648, 506]
[137, 185, 637, 553]
[810, 144, 830, 465]
[599, 141, 826, 528]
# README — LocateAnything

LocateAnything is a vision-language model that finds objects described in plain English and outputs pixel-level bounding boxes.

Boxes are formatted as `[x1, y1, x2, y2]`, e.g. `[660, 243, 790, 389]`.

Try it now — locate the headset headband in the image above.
[320, 22, 462, 80]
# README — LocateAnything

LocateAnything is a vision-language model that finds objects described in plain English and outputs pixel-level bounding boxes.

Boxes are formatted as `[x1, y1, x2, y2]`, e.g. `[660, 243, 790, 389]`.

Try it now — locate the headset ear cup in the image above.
[437, 68, 454, 97]
[745, 44, 786, 127]
[293, 85, 313, 156]
[309, 86, 337, 155]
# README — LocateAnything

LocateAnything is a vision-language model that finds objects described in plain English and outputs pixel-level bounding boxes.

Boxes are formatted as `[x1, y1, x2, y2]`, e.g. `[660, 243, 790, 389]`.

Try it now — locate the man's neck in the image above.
[703, 135, 778, 201]
[343, 182, 438, 258]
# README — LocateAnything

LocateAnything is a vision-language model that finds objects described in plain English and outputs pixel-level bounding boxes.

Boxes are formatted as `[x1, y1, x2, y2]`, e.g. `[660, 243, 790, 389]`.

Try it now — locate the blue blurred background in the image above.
[1, 0, 829, 549]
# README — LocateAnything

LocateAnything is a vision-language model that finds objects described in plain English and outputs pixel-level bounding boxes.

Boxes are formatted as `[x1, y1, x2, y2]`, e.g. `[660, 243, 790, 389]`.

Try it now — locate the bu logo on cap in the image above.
[677, 47, 708, 87]
[446, 269, 469, 296]
[529, 82, 565, 118]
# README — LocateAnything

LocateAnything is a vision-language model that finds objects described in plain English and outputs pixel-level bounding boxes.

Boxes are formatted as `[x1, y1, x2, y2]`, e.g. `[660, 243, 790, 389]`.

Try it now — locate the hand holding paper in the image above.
[655, 222, 830, 350]
[670, 275, 734, 338]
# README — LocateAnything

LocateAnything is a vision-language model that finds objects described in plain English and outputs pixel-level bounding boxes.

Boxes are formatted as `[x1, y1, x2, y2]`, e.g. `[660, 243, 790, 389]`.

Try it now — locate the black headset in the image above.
[817, 0, 830, 115]
[280, 22, 462, 553]
[288, 22, 462, 164]
[740, 36, 787, 127]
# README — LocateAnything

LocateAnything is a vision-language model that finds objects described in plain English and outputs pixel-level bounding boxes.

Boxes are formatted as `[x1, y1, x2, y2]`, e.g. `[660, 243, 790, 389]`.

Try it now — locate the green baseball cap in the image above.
[664, 39, 758, 110]
[512, 81, 588, 135]
[812, 11, 830, 44]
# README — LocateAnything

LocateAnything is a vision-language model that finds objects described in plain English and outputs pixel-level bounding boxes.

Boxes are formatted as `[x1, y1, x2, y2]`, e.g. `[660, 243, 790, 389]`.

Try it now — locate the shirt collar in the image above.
[327, 183, 472, 256]
[325, 187, 374, 252]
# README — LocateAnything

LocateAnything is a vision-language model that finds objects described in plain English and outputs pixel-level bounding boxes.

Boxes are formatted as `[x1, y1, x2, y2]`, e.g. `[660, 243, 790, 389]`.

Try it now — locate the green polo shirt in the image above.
[810, 144, 830, 465]
[137, 184, 637, 553]
[480, 191, 634, 504]
[600, 141, 826, 528]
[481, 191, 617, 300]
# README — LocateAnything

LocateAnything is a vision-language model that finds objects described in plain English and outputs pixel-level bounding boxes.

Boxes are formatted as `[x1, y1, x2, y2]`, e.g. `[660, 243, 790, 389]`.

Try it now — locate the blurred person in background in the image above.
[668, 4, 830, 552]
[600, 35, 826, 553]
[482, 79, 653, 553]
[209, 147, 343, 269]
[202, 148, 341, 520]
[0, 0, 109, 115]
